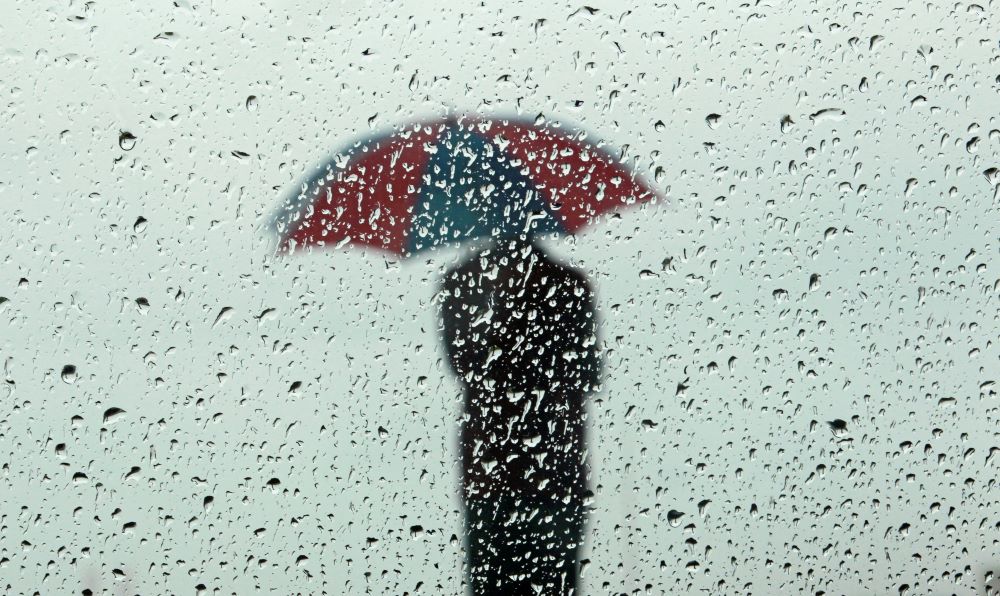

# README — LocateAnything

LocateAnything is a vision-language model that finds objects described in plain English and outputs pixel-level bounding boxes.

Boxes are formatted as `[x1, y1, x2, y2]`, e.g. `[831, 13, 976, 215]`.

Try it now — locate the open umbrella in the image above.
[271, 114, 663, 256]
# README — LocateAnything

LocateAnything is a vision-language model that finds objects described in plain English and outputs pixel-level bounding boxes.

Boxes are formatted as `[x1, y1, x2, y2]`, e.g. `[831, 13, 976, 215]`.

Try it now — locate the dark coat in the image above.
[439, 242, 601, 503]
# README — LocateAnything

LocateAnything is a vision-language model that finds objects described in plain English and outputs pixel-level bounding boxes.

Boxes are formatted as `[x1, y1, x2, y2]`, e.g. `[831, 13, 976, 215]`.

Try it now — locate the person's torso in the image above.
[445, 251, 591, 501]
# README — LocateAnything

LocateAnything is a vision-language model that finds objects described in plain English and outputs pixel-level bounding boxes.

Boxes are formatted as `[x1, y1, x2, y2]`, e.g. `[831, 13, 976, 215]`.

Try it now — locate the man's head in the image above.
[479, 233, 546, 266]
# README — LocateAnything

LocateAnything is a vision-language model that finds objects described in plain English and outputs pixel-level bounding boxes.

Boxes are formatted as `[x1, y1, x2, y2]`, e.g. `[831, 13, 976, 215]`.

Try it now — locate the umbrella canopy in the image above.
[272, 114, 662, 257]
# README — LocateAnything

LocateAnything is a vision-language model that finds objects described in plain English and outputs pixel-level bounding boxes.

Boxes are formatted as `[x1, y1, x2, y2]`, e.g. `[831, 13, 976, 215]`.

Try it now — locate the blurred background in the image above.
[2, 0, 999, 593]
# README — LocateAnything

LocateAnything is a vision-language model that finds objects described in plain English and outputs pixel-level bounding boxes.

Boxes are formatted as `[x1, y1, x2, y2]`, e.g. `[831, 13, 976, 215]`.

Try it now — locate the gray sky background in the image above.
[2, 0, 1000, 594]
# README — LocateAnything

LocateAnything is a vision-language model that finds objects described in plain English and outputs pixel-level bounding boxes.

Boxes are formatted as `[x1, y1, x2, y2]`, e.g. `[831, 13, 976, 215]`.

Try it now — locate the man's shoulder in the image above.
[443, 256, 482, 282]
[534, 254, 591, 290]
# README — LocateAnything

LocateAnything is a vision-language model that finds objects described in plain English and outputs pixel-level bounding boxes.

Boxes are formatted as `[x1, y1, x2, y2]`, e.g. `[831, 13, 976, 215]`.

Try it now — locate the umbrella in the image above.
[271, 114, 663, 256]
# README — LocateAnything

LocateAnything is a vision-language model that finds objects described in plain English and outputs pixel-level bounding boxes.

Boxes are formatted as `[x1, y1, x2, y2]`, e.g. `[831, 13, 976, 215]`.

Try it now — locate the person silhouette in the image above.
[439, 233, 602, 595]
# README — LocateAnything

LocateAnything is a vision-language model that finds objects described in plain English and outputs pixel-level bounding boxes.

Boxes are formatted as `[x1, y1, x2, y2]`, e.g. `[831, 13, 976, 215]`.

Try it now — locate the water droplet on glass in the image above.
[809, 108, 846, 124]
[118, 132, 137, 151]
[667, 510, 684, 527]
[103, 407, 126, 424]
[780, 115, 795, 133]
[828, 419, 848, 437]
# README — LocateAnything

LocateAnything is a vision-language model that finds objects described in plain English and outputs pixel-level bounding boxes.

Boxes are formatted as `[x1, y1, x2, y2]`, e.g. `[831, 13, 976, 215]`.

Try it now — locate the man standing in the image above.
[439, 234, 602, 595]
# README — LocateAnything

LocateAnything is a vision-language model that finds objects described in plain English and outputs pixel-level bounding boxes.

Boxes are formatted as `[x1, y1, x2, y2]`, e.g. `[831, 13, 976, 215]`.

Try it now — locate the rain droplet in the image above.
[705, 113, 721, 129]
[828, 419, 848, 437]
[780, 115, 795, 133]
[61, 365, 77, 384]
[103, 407, 126, 424]
[118, 132, 137, 151]
[133, 216, 147, 233]
[667, 510, 684, 527]
[246, 95, 258, 111]
[213, 307, 234, 327]
[809, 108, 846, 124]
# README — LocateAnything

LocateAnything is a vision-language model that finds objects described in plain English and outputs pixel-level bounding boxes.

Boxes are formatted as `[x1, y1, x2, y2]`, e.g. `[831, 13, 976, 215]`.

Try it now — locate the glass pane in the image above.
[3, 1, 997, 594]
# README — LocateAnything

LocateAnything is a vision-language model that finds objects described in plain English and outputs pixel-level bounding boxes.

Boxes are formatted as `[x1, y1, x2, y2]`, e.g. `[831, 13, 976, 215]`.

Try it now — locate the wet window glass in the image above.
[3, 1, 999, 595]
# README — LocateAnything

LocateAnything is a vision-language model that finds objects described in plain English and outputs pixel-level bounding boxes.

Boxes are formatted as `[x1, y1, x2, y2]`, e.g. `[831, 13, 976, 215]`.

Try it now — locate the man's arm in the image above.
[438, 271, 469, 379]
[574, 279, 602, 395]
[439, 264, 490, 381]
[543, 270, 602, 395]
